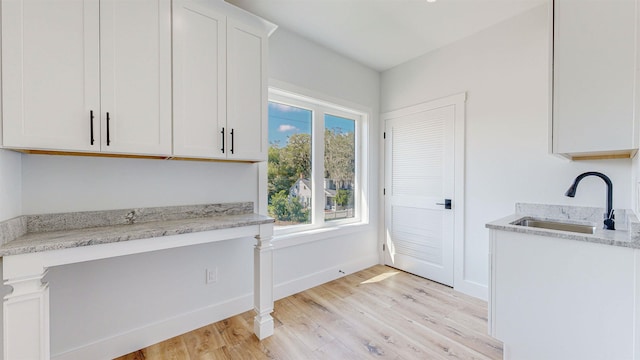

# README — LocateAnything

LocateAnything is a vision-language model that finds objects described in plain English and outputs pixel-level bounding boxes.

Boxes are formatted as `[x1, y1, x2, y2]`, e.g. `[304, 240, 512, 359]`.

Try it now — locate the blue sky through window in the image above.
[325, 114, 355, 134]
[268, 102, 311, 146]
[268, 102, 355, 146]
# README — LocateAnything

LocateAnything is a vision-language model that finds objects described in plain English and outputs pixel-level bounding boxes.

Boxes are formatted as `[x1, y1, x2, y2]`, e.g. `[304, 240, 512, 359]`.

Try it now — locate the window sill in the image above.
[272, 221, 373, 249]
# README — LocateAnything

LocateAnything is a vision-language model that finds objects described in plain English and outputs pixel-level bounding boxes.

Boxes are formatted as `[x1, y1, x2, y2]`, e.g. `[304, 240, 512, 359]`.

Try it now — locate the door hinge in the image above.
[383, 243, 386, 251]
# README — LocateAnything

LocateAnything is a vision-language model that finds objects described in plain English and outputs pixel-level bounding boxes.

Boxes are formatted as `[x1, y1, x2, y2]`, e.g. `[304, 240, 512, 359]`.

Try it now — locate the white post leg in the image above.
[254, 223, 274, 340]
[3, 254, 50, 360]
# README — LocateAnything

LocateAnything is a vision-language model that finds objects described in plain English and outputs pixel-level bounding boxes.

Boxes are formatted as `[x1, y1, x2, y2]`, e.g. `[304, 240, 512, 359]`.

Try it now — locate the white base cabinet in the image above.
[489, 230, 640, 360]
[1, 0, 172, 156]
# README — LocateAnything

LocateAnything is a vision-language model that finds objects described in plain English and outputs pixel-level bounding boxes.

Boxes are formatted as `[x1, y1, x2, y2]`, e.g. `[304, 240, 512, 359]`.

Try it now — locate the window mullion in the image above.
[311, 107, 325, 226]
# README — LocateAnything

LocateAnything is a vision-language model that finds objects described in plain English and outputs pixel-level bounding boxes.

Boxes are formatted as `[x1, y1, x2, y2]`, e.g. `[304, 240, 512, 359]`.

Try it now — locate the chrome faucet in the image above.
[565, 171, 614, 230]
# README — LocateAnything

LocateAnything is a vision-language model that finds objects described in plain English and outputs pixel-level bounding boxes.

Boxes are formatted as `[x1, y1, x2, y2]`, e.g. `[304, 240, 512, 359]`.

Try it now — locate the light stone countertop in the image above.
[0, 203, 274, 257]
[486, 203, 640, 249]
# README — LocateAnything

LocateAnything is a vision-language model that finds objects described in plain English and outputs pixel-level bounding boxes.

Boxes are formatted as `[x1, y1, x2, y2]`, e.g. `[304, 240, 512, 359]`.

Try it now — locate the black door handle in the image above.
[106, 112, 111, 146]
[230, 128, 234, 154]
[221, 127, 225, 153]
[90, 110, 95, 145]
[436, 199, 452, 209]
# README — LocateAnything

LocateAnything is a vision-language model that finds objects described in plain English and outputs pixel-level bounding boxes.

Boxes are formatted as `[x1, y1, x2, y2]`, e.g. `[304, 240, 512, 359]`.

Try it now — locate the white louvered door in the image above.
[384, 105, 455, 286]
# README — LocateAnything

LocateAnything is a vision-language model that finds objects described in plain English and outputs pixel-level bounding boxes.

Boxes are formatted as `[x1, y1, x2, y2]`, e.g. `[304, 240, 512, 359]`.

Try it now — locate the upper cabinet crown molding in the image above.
[552, 0, 639, 160]
[1, 0, 172, 156]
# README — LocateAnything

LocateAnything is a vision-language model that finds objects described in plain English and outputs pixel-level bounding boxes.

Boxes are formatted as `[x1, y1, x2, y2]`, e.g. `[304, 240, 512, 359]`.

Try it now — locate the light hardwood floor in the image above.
[115, 265, 502, 360]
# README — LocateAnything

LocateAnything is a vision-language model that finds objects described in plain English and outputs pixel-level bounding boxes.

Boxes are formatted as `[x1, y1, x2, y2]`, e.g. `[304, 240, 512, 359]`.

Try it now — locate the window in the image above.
[324, 114, 355, 221]
[267, 88, 365, 233]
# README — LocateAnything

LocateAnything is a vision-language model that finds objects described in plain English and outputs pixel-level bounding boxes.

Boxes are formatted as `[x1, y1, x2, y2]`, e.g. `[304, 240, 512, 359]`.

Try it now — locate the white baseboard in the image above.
[273, 254, 379, 300]
[52, 294, 254, 360]
[52, 255, 378, 360]
[454, 278, 488, 301]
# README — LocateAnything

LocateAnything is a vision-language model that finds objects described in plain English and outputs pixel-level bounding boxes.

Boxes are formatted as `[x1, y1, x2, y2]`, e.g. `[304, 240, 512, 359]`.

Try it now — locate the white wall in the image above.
[0, 149, 21, 221]
[268, 28, 380, 112]
[381, 4, 632, 298]
[0, 27, 381, 358]
[21, 155, 258, 214]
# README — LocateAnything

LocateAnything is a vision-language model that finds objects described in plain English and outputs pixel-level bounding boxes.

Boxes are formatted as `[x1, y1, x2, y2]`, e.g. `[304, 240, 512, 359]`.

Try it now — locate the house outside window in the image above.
[267, 88, 364, 233]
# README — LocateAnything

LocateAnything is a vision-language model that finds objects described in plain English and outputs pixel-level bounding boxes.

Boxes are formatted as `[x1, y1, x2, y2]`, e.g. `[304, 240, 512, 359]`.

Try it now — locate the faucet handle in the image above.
[604, 209, 615, 219]
[603, 209, 615, 230]
[604, 217, 615, 230]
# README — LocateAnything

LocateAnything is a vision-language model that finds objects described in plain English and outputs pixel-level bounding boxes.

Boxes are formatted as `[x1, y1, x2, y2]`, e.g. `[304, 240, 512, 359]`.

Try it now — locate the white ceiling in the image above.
[226, 0, 547, 71]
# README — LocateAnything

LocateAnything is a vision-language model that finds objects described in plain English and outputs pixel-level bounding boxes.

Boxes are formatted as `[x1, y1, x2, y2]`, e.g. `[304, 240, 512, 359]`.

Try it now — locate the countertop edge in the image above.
[0, 209, 274, 257]
[486, 213, 640, 249]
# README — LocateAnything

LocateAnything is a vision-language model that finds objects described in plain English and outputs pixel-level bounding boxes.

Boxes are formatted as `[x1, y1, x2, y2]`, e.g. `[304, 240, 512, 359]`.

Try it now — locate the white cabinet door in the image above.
[227, 19, 267, 161]
[173, 0, 227, 159]
[100, 0, 172, 156]
[553, 0, 638, 157]
[490, 231, 638, 360]
[1, 0, 100, 151]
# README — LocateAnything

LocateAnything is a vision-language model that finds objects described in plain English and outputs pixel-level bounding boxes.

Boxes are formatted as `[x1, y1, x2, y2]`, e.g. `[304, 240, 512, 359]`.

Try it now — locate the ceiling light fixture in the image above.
[426, 0, 437, 2]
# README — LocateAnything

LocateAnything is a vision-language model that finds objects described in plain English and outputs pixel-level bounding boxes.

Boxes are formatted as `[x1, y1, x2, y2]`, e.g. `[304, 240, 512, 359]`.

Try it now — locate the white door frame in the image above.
[381, 92, 466, 290]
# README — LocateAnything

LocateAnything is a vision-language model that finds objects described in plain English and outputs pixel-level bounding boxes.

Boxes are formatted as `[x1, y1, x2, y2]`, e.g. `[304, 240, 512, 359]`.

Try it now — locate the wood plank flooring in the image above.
[115, 265, 502, 360]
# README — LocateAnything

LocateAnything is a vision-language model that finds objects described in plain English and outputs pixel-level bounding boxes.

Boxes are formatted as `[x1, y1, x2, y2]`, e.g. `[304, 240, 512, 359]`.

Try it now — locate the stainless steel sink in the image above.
[511, 217, 596, 234]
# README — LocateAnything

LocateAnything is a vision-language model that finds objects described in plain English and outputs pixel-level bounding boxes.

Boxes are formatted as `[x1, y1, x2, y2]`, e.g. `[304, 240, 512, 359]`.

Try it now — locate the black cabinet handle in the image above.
[230, 128, 234, 154]
[106, 112, 111, 146]
[221, 127, 225, 153]
[90, 110, 95, 145]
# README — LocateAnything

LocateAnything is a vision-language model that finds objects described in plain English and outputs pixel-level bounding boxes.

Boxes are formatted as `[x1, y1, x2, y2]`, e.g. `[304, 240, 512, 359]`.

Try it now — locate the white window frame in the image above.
[267, 86, 369, 237]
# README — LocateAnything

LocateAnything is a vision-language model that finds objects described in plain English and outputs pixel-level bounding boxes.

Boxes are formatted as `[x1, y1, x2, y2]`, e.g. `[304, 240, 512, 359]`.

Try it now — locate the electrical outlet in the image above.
[206, 268, 218, 284]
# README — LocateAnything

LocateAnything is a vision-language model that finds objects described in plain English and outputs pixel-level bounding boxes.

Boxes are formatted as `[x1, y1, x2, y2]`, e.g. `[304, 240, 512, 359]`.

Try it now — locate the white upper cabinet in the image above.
[1, 0, 172, 156]
[553, 0, 639, 159]
[99, 0, 172, 155]
[173, 0, 227, 159]
[226, 19, 268, 161]
[173, 0, 269, 161]
[1, 0, 100, 152]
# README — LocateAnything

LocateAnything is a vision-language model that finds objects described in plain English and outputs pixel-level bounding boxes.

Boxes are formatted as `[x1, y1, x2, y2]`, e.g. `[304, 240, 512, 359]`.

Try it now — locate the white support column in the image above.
[3, 254, 50, 360]
[253, 223, 274, 340]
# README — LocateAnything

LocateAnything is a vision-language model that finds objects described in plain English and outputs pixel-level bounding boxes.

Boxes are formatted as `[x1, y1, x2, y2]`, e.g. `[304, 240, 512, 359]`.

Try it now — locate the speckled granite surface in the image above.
[0, 217, 27, 246]
[487, 203, 640, 249]
[26, 202, 254, 233]
[0, 203, 273, 257]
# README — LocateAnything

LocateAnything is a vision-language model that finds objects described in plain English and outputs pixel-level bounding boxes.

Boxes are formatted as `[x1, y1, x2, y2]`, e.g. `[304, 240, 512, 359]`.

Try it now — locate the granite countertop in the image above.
[0, 202, 274, 257]
[486, 203, 640, 249]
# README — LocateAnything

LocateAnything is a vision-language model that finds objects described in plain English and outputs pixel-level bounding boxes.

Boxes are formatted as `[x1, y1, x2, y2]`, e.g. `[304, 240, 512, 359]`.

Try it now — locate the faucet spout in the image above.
[565, 172, 614, 230]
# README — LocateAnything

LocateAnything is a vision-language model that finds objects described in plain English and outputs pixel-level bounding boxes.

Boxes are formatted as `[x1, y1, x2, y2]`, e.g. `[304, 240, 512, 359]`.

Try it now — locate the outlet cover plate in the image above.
[206, 268, 218, 284]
